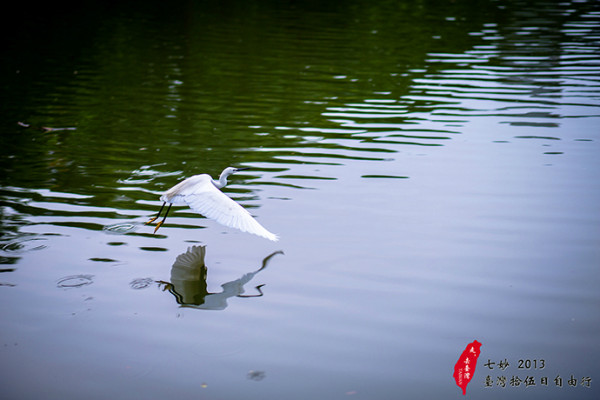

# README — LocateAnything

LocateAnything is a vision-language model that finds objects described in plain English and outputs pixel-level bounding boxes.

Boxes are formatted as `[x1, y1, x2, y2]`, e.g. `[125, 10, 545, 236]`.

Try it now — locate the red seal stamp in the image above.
[453, 340, 482, 395]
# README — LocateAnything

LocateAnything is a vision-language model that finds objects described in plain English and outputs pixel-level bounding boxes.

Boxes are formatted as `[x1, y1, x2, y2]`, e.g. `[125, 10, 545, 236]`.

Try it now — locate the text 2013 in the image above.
[517, 359, 545, 369]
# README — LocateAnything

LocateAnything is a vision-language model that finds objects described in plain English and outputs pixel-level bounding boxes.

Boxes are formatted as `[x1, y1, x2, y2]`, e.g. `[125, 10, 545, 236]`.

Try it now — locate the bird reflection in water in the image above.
[157, 245, 283, 310]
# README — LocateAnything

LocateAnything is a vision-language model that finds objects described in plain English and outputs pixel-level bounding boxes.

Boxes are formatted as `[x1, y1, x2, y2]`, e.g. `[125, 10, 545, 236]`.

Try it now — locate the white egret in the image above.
[146, 167, 278, 241]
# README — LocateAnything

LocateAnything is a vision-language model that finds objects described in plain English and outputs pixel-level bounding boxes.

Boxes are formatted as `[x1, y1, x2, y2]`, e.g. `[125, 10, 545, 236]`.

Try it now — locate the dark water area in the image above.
[1, 1, 599, 399]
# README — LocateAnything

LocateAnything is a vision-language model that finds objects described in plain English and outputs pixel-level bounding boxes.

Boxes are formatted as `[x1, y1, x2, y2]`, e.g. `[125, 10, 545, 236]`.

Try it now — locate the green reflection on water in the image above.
[1, 0, 495, 190]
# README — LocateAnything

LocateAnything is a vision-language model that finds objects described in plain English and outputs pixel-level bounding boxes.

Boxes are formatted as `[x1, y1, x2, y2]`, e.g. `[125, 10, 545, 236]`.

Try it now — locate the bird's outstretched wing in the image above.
[164, 175, 278, 241]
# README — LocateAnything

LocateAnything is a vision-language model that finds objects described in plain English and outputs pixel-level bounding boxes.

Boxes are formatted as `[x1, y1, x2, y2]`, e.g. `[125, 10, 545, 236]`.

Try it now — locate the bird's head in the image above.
[215, 167, 249, 187]
[223, 166, 248, 177]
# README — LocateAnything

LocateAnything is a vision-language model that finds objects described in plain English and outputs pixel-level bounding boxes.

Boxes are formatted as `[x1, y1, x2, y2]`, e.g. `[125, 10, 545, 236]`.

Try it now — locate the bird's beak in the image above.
[235, 167, 250, 172]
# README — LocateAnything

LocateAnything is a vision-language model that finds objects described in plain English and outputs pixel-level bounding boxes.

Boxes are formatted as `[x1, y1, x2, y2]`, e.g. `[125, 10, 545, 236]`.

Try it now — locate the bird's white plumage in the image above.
[159, 173, 278, 241]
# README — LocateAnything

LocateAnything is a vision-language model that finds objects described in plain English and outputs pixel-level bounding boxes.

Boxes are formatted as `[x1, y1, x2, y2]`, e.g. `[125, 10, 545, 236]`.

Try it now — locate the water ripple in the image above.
[0, 237, 48, 253]
[103, 222, 140, 235]
[130, 278, 154, 290]
[57, 275, 94, 289]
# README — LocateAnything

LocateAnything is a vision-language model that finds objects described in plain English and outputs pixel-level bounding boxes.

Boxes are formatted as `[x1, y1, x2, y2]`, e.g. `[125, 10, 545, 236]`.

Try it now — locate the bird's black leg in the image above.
[153, 203, 172, 233]
[146, 202, 166, 225]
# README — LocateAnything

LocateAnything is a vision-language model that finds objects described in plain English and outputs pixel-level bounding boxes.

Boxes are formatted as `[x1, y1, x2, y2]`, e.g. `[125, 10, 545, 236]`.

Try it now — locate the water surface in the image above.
[1, 1, 599, 399]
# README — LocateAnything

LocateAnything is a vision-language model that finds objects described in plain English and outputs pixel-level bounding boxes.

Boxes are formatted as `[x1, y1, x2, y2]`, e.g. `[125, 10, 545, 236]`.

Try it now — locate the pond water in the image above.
[1, 1, 599, 399]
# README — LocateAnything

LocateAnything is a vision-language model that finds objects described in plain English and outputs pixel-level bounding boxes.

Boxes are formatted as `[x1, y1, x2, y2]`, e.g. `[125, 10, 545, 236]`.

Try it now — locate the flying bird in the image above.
[146, 167, 278, 241]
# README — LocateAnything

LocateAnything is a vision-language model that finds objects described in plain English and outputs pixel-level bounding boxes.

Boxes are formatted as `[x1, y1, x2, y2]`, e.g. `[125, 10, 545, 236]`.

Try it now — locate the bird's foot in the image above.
[153, 220, 164, 234]
[145, 216, 158, 225]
